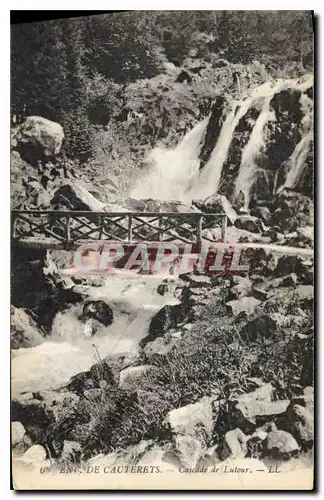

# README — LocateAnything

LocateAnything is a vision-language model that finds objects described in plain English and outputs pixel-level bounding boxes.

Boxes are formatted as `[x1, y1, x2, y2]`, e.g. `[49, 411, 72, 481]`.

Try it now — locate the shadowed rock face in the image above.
[51, 183, 106, 212]
[11, 246, 83, 332]
[219, 105, 261, 200]
[199, 96, 228, 170]
[140, 300, 194, 348]
[81, 300, 114, 327]
[264, 89, 303, 174]
[11, 307, 44, 349]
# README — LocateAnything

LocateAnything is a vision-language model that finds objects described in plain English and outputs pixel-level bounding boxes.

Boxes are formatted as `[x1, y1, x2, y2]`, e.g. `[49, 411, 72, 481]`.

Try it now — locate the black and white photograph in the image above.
[10, 10, 314, 490]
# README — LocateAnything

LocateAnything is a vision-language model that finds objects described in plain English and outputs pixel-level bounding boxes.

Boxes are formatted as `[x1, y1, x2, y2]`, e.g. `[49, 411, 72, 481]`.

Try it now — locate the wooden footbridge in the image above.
[11, 210, 228, 250]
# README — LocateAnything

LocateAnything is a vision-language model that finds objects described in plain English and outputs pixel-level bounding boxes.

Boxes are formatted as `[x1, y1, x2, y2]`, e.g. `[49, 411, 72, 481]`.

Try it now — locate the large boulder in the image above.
[226, 296, 261, 317]
[143, 336, 178, 358]
[277, 387, 314, 450]
[173, 435, 205, 468]
[234, 215, 263, 234]
[164, 396, 216, 442]
[228, 276, 252, 300]
[12, 422, 26, 446]
[296, 226, 313, 246]
[269, 190, 314, 231]
[240, 315, 278, 343]
[80, 300, 114, 327]
[234, 395, 290, 426]
[194, 194, 237, 225]
[283, 404, 314, 450]
[13, 116, 64, 166]
[61, 440, 82, 462]
[11, 306, 44, 349]
[18, 444, 47, 464]
[11, 390, 71, 443]
[141, 302, 193, 347]
[230, 383, 289, 428]
[265, 430, 299, 458]
[219, 428, 250, 459]
[51, 181, 107, 211]
[300, 386, 314, 412]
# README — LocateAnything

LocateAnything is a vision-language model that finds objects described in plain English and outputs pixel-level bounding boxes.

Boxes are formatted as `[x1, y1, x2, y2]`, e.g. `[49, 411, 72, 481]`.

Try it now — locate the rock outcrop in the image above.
[265, 430, 299, 458]
[51, 182, 107, 212]
[140, 300, 194, 347]
[81, 300, 114, 328]
[13, 116, 64, 166]
[11, 306, 44, 349]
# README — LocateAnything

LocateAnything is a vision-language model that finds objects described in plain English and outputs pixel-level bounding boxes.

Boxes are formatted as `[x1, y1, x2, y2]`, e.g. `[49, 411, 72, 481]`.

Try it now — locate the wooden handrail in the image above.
[11, 210, 226, 217]
[11, 210, 229, 245]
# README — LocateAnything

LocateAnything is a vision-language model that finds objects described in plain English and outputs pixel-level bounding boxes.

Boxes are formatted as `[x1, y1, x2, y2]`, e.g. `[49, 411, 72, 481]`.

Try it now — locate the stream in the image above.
[11, 270, 178, 397]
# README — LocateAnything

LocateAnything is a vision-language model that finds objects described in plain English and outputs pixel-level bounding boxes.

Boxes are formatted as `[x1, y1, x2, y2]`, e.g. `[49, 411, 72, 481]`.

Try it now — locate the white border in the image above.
[1, 4, 321, 498]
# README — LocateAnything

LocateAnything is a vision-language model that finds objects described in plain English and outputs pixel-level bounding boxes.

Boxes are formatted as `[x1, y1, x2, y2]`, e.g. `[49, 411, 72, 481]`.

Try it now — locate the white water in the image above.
[130, 75, 313, 204]
[234, 96, 274, 207]
[12, 272, 179, 397]
[282, 129, 313, 190]
[130, 117, 209, 202]
[189, 101, 250, 200]
[12, 74, 314, 400]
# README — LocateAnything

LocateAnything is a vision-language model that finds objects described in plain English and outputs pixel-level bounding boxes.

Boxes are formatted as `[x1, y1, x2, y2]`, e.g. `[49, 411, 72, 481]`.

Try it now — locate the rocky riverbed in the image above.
[11, 240, 314, 473]
[11, 64, 313, 479]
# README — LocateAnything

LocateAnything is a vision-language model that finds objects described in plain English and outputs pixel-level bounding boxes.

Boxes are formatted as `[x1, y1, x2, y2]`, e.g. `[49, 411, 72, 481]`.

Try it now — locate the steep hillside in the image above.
[11, 11, 314, 485]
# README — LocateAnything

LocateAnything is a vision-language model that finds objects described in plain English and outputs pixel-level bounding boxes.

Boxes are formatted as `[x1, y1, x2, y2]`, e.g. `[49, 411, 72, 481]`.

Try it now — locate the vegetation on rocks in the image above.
[12, 252, 314, 465]
[11, 11, 313, 182]
[11, 11, 314, 474]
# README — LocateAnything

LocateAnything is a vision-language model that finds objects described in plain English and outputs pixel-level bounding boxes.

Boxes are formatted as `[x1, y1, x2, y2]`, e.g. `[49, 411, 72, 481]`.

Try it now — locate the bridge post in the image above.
[66, 214, 71, 243]
[11, 212, 17, 239]
[221, 215, 228, 242]
[158, 216, 163, 241]
[196, 214, 203, 245]
[128, 214, 133, 243]
[98, 216, 104, 240]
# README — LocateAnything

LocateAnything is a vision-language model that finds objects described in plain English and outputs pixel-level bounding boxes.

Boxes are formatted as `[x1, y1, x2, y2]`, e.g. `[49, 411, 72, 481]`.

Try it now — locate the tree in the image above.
[11, 20, 67, 121]
[11, 17, 94, 161]
[59, 17, 94, 160]
[83, 12, 161, 84]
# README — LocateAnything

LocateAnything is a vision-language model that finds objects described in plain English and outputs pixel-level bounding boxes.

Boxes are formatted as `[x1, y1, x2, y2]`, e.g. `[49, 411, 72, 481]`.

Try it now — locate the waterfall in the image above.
[234, 96, 274, 206]
[12, 273, 180, 396]
[129, 74, 313, 206]
[130, 117, 209, 202]
[282, 130, 313, 190]
[189, 99, 253, 200]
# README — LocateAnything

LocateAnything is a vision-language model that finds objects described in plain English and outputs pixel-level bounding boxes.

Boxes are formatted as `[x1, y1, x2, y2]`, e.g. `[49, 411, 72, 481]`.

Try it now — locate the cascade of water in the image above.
[12, 273, 179, 396]
[234, 96, 274, 207]
[282, 129, 313, 190]
[129, 75, 313, 205]
[129, 117, 209, 202]
[188, 99, 252, 201]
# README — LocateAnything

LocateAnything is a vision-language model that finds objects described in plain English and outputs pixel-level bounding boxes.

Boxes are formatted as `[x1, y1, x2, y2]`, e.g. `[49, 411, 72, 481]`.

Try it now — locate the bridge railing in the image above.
[11, 210, 228, 246]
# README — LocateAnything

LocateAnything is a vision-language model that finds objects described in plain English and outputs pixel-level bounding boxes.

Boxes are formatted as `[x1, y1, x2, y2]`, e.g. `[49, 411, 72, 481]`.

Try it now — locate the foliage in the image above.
[83, 12, 162, 84]
[11, 11, 313, 165]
